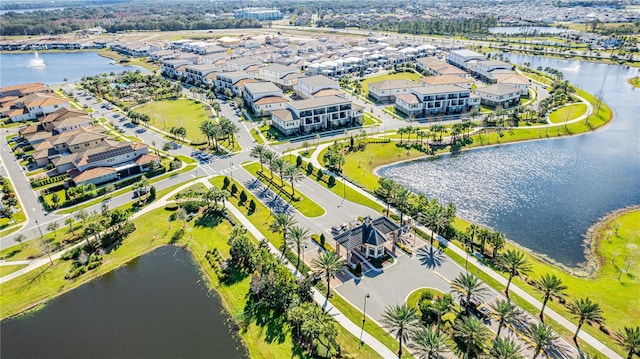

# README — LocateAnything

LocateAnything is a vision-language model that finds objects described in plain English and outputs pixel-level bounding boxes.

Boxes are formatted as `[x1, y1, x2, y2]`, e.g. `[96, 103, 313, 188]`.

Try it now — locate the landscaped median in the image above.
[241, 162, 325, 218]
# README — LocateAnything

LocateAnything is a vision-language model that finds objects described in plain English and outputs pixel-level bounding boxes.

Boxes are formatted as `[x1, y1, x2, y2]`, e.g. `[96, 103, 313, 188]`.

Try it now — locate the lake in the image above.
[379, 55, 640, 267]
[488, 26, 572, 34]
[0, 52, 146, 87]
[0, 246, 248, 359]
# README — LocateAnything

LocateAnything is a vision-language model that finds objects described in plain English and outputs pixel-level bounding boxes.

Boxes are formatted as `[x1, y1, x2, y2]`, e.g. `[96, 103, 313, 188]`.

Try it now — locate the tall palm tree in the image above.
[526, 322, 559, 359]
[568, 297, 604, 343]
[615, 326, 640, 359]
[381, 303, 420, 358]
[409, 326, 449, 359]
[65, 217, 74, 234]
[489, 336, 524, 359]
[312, 251, 345, 299]
[269, 213, 297, 252]
[263, 150, 276, 179]
[287, 225, 310, 270]
[393, 185, 412, 225]
[250, 144, 267, 172]
[450, 272, 489, 314]
[13, 233, 26, 248]
[272, 157, 288, 186]
[284, 164, 304, 197]
[465, 224, 478, 250]
[489, 231, 505, 258]
[454, 315, 491, 359]
[499, 249, 531, 298]
[534, 273, 567, 322]
[488, 299, 520, 338]
[377, 178, 396, 217]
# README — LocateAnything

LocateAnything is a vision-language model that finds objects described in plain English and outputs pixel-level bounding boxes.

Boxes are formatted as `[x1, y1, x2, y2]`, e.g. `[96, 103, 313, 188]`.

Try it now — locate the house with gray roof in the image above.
[333, 216, 400, 262]
[474, 84, 521, 108]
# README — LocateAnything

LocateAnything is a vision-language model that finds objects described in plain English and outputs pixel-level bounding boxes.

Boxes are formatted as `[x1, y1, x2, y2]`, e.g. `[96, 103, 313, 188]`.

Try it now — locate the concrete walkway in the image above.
[201, 179, 398, 359]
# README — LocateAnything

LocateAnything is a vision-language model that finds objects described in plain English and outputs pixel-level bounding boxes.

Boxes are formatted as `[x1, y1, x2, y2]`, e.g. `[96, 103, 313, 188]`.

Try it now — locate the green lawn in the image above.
[405, 288, 446, 309]
[0, 222, 85, 262]
[360, 71, 422, 98]
[0, 264, 28, 277]
[242, 162, 326, 218]
[0, 178, 27, 229]
[548, 103, 587, 123]
[136, 99, 209, 143]
[627, 76, 640, 88]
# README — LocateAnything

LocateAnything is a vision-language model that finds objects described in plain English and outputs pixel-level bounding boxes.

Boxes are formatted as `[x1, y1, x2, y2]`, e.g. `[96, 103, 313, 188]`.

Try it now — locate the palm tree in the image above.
[454, 315, 491, 359]
[534, 273, 567, 322]
[65, 217, 74, 234]
[488, 299, 520, 338]
[409, 326, 449, 359]
[525, 322, 559, 359]
[273, 157, 288, 186]
[263, 150, 276, 179]
[376, 178, 397, 217]
[250, 144, 268, 172]
[450, 272, 489, 314]
[615, 326, 640, 359]
[489, 336, 524, 359]
[312, 251, 345, 299]
[489, 231, 505, 258]
[287, 225, 310, 270]
[284, 164, 304, 197]
[381, 303, 419, 358]
[269, 213, 297, 251]
[568, 297, 604, 344]
[499, 249, 531, 298]
[13, 233, 26, 248]
[393, 185, 412, 225]
[47, 221, 60, 241]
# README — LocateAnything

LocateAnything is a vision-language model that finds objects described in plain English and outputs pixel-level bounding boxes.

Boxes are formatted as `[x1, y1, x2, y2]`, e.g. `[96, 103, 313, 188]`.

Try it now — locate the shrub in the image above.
[327, 175, 336, 187]
[222, 176, 230, 189]
[296, 155, 303, 168]
[320, 233, 325, 246]
[30, 174, 70, 188]
[249, 199, 256, 213]
[306, 162, 314, 175]
[180, 201, 202, 214]
[316, 168, 324, 181]
[239, 190, 247, 203]
[165, 203, 179, 211]
[230, 183, 238, 196]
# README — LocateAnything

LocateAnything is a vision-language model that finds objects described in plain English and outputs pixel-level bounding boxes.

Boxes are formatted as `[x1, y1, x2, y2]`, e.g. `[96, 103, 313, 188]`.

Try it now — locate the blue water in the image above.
[0, 52, 146, 87]
[380, 55, 640, 267]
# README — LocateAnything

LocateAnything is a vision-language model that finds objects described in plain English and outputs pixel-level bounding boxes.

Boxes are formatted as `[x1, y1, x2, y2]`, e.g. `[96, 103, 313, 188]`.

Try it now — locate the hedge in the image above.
[30, 174, 70, 188]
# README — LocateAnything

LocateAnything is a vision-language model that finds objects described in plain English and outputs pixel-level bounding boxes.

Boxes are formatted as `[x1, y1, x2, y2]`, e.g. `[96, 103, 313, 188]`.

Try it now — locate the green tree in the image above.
[568, 297, 604, 343]
[250, 144, 268, 172]
[306, 161, 314, 175]
[381, 304, 420, 358]
[65, 217, 74, 234]
[615, 326, 640, 359]
[409, 326, 449, 359]
[46, 221, 60, 241]
[393, 185, 412, 226]
[454, 315, 491, 359]
[316, 168, 324, 181]
[376, 178, 397, 217]
[249, 199, 256, 213]
[450, 272, 489, 314]
[327, 175, 336, 187]
[499, 249, 531, 298]
[287, 225, 311, 270]
[239, 190, 247, 204]
[534, 273, 567, 322]
[429, 294, 454, 335]
[312, 251, 345, 299]
[284, 164, 304, 197]
[525, 322, 559, 359]
[489, 337, 524, 359]
[488, 299, 520, 338]
[13, 233, 25, 248]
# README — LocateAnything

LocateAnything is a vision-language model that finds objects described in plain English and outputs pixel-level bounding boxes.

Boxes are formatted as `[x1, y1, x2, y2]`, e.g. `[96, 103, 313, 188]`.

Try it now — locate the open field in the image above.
[548, 103, 588, 123]
[136, 99, 209, 144]
[628, 76, 640, 88]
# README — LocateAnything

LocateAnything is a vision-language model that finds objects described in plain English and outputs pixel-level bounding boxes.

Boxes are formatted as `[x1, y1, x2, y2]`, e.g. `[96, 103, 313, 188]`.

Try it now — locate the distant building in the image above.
[395, 85, 479, 117]
[234, 7, 283, 21]
[368, 79, 420, 103]
[474, 84, 521, 108]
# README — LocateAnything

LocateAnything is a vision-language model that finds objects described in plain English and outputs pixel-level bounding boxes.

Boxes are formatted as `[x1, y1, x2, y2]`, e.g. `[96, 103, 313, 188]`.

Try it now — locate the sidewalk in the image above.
[201, 179, 397, 359]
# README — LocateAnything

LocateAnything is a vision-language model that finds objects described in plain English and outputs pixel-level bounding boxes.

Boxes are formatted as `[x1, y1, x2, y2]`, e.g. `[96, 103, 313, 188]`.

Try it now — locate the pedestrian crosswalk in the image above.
[198, 163, 238, 177]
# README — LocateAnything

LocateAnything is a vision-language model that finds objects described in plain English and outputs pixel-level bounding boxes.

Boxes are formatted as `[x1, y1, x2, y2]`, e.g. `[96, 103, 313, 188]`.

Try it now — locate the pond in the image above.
[379, 55, 640, 267]
[0, 52, 146, 87]
[0, 246, 247, 359]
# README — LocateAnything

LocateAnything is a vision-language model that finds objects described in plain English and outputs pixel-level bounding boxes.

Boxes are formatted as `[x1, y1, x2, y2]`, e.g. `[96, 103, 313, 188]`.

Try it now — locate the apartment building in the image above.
[416, 57, 468, 77]
[270, 95, 363, 135]
[447, 49, 486, 71]
[183, 64, 223, 85]
[215, 71, 254, 96]
[294, 75, 340, 99]
[256, 64, 301, 89]
[395, 85, 480, 117]
[419, 75, 473, 89]
[473, 59, 513, 83]
[368, 79, 420, 103]
[225, 57, 262, 72]
[243, 82, 288, 116]
[494, 73, 531, 96]
[475, 84, 521, 108]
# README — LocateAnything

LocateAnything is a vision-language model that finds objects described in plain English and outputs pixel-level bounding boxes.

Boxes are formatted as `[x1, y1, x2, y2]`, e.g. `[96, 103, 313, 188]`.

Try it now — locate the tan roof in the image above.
[395, 93, 419, 104]
[19, 123, 41, 135]
[69, 167, 116, 183]
[312, 88, 344, 97]
[0, 96, 19, 105]
[270, 109, 295, 122]
[299, 75, 338, 88]
[368, 79, 417, 91]
[53, 116, 93, 128]
[20, 93, 68, 108]
[438, 66, 467, 75]
[41, 107, 88, 124]
[8, 108, 28, 117]
[66, 131, 107, 146]
[0, 82, 49, 96]
[33, 140, 53, 152]
[419, 75, 471, 86]
[494, 73, 530, 85]
[475, 84, 521, 96]
[234, 78, 261, 88]
[254, 96, 289, 105]
[135, 153, 160, 165]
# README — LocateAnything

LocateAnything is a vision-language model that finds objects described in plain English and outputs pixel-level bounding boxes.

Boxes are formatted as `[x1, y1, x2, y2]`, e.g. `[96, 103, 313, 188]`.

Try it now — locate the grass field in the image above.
[627, 76, 640, 88]
[136, 99, 209, 144]
[548, 103, 588, 123]
[0, 264, 28, 277]
[360, 71, 422, 98]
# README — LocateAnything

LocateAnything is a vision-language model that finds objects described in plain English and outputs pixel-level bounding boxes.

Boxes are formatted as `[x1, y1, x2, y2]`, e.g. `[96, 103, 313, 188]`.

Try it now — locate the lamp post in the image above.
[35, 219, 52, 264]
[359, 293, 370, 347]
[229, 162, 233, 179]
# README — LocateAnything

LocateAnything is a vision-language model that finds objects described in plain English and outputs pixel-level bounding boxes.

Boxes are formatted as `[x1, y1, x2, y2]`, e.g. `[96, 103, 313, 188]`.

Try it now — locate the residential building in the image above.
[256, 64, 301, 89]
[270, 95, 363, 135]
[416, 57, 467, 77]
[110, 41, 155, 57]
[40, 107, 93, 133]
[161, 59, 195, 78]
[0, 82, 50, 97]
[294, 75, 340, 99]
[6, 93, 69, 122]
[447, 49, 486, 71]
[183, 64, 223, 85]
[368, 79, 420, 103]
[473, 59, 513, 83]
[243, 82, 288, 116]
[234, 7, 283, 21]
[215, 71, 254, 96]
[419, 75, 473, 89]
[474, 84, 521, 108]
[494, 73, 531, 96]
[225, 57, 262, 72]
[394, 85, 480, 117]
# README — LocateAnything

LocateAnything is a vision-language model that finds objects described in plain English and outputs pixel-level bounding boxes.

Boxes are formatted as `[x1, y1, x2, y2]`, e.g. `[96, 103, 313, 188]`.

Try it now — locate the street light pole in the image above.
[359, 293, 370, 347]
[229, 162, 233, 179]
[35, 219, 52, 264]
